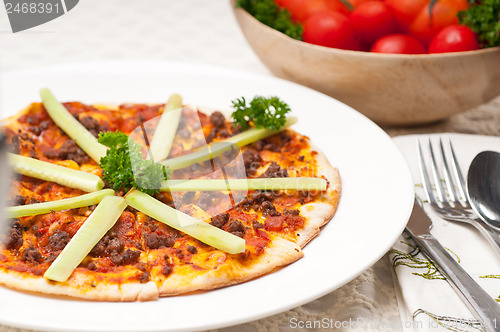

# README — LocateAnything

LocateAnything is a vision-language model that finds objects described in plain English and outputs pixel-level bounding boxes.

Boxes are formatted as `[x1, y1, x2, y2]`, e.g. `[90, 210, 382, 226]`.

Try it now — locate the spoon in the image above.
[467, 151, 500, 230]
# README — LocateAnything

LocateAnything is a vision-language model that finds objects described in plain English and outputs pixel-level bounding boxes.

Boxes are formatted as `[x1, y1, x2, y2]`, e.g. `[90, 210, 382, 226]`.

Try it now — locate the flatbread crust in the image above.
[153, 236, 303, 296]
[297, 144, 341, 248]
[0, 268, 159, 301]
[0, 236, 302, 301]
[0, 102, 341, 301]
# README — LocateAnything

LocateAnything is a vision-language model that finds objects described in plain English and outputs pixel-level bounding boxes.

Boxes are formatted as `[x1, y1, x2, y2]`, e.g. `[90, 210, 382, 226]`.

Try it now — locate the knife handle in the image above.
[413, 234, 500, 332]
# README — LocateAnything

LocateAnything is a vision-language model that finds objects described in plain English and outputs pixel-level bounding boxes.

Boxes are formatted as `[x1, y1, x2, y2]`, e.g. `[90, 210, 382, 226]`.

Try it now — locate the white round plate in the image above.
[0, 60, 414, 332]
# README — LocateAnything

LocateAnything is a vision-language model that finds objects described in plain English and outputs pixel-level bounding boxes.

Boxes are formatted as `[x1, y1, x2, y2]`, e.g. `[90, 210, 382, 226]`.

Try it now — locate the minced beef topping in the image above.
[3, 220, 23, 250]
[143, 233, 175, 250]
[47, 230, 70, 251]
[22, 245, 43, 264]
[43, 139, 90, 165]
[262, 161, 288, 178]
[210, 213, 229, 229]
[90, 235, 124, 257]
[227, 220, 245, 238]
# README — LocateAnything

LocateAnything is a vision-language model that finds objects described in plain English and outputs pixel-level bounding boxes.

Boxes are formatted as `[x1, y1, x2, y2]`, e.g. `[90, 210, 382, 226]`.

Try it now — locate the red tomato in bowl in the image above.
[349, 0, 382, 8]
[371, 34, 427, 54]
[409, 0, 468, 46]
[280, 0, 308, 21]
[323, 0, 351, 15]
[385, 0, 468, 46]
[303, 11, 361, 50]
[428, 24, 479, 53]
[350, 1, 397, 44]
[385, 0, 427, 32]
[281, 0, 350, 22]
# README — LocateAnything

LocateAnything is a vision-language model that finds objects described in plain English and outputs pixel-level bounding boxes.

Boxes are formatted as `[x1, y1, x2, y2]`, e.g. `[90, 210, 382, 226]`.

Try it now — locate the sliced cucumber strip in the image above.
[160, 177, 326, 192]
[226, 116, 297, 147]
[125, 190, 245, 254]
[161, 116, 297, 170]
[40, 88, 108, 163]
[148, 94, 183, 161]
[161, 141, 236, 171]
[9, 153, 104, 192]
[44, 196, 127, 282]
[6, 189, 114, 218]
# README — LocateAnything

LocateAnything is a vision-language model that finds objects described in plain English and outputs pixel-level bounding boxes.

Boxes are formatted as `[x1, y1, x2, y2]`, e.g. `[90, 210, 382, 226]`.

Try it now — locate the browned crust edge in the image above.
[0, 268, 159, 301]
[296, 144, 341, 248]
[156, 237, 303, 296]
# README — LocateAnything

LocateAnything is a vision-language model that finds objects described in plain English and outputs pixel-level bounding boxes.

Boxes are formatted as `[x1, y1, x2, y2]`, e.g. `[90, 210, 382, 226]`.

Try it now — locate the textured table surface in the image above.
[0, 1, 499, 331]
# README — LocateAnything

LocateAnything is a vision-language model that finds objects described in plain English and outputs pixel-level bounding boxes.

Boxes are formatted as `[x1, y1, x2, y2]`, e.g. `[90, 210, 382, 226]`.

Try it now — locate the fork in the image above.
[417, 137, 500, 257]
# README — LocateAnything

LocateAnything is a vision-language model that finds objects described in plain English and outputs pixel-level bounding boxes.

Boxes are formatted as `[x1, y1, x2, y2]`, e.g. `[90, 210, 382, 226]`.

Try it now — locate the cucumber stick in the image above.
[40, 88, 108, 163]
[125, 190, 245, 254]
[160, 177, 326, 192]
[44, 196, 127, 282]
[161, 116, 298, 170]
[148, 94, 183, 161]
[9, 153, 104, 192]
[161, 141, 234, 171]
[225, 116, 297, 147]
[6, 189, 114, 218]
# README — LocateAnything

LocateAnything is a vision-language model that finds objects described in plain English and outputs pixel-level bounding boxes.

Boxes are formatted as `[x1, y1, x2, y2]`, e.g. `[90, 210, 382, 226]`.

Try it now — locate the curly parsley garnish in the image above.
[98, 131, 169, 195]
[236, 0, 303, 40]
[231, 96, 291, 131]
[458, 0, 500, 48]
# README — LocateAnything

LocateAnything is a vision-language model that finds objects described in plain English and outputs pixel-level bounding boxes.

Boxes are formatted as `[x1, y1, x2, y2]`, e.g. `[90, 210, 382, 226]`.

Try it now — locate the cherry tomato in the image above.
[280, 0, 306, 20]
[385, 0, 427, 32]
[323, 0, 351, 16]
[280, 0, 350, 22]
[409, 0, 468, 46]
[303, 11, 361, 50]
[350, 1, 397, 44]
[371, 34, 427, 54]
[428, 24, 479, 53]
[349, 0, 382, 8]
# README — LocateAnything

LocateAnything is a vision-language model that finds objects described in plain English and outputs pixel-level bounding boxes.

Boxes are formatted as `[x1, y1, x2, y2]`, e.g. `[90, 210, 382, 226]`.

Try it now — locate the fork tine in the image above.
[448, 139, 468, 201]
[417, 140, 438, 205]
[428, 138, 447, 203]
[439, 138, 459, 203]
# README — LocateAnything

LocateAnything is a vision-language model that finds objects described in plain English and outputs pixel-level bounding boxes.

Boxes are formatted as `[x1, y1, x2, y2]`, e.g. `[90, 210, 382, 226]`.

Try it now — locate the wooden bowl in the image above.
[232, 3, 500, 126]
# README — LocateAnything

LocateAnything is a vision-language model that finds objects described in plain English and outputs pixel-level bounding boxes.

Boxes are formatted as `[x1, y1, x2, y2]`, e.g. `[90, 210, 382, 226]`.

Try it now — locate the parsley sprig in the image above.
[458, 0, 500, 48]
[231, 96, 291, 131]
[236, 0, 303, 40]
[98, 132, 169, 195]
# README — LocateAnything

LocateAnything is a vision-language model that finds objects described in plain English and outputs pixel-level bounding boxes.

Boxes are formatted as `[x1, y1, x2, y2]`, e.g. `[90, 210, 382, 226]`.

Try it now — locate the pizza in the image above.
[0, 96, 341, 301]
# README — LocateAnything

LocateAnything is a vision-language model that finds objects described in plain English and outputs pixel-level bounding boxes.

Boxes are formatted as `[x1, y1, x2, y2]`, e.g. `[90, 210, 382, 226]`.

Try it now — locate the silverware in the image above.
[417, 138, 500, 256]
[467, 151, 500, 230]
[406, 200, 500, 332]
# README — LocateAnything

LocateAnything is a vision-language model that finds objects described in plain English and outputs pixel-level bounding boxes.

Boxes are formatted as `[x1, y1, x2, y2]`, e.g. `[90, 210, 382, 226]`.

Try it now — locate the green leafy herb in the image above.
[235, 0, 303, 40]
[458, 0, 500, 48]
[231, 96, 292, 131]
[98, 131, 169, 195]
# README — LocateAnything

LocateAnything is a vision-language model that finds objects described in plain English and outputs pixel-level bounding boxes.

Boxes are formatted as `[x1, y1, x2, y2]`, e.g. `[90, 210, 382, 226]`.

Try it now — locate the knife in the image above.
[406, 199, 500, 332]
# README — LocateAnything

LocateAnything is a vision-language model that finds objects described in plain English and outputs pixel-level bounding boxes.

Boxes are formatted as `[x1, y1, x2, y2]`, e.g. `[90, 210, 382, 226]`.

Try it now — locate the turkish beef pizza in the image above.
[0, 98, 341, 301]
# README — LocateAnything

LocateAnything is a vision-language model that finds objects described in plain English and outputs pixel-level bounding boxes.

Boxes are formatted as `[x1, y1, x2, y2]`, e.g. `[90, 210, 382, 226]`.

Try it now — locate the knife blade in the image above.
[405, 199, 500, 332]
